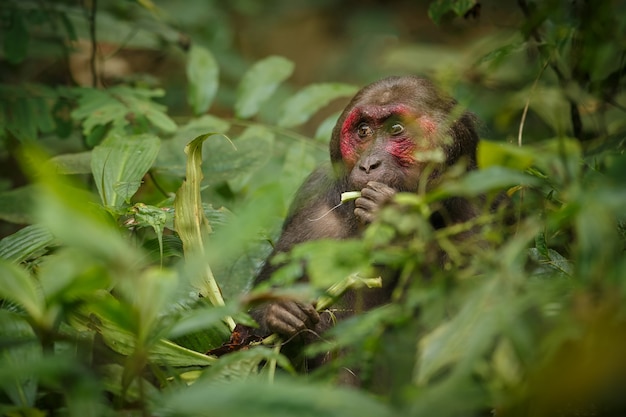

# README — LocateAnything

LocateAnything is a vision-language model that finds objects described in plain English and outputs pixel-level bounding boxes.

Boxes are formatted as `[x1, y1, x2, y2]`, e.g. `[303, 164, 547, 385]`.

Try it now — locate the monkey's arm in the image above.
[251, 166, 350, 337]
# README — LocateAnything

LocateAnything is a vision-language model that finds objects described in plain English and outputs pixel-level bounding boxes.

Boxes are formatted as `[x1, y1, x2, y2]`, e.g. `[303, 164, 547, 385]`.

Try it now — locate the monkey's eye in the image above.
[389, 123, 405, 136]
[357, 123, 373, 138]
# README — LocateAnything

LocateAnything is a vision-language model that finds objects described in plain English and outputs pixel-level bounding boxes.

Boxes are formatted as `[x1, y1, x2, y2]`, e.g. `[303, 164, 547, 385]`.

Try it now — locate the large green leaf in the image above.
[3, 10, 29, 65]
[48, 151, 93, 174]
[0, 185, 37, 224]
[235, 56, 294, 119]
[0, 260, 44, 322]
[157, 376, 393, 417]
[477, 141, 535, 170]
[0, 311, 41, 407]
[186, 45, 219, 115]
[0, 224, 55, 263]
[203, 125, 274, 185]
[91, 133, 160, 208]
[71, 86, 176, 139]
[277, 83, 357, 128]
[96, 317, 216, 367]
[174, 133, 233, 329]
[155, 115, 231, 176]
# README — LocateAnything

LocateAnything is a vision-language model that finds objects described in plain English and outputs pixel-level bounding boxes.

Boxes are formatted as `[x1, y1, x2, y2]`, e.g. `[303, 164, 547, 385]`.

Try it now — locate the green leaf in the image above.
[156, 115, 231, 176]
[0, 185, 37, 224]
[91, 133, 160, 208]
[48, 151, 92, 174]
[0, 260, 44, 322]
[278, 83, 358, 128]
[95, 317, 216, 366]
[436, 166, 538, 198]
[23, 147, 140, 267]
[428, 0, 478, 24]
[168, 304, 238, 339]
[235, 56, 294, 119]
[186, 45, 219, 115]
[4, 11, 29, 64]
[0, 311, 41, 407]
[157, 377, 393, 417]
[203, 125, 274, 185]
[314, 111, 341, 143]
[174, 133, 233, 328]
[477, 141, 535, 170]
[0, 224, 55, 263]
[71, 88, 128, 136]
[71, 86, 176, 137]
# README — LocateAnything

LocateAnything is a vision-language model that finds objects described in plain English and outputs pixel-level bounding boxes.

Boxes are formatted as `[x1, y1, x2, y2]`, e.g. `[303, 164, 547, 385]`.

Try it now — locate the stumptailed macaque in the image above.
[250, 75, 480, 370]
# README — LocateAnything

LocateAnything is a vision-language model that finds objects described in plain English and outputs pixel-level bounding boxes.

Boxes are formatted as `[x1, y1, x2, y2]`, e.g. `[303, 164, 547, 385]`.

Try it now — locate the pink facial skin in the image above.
[340, 105, 436, 168]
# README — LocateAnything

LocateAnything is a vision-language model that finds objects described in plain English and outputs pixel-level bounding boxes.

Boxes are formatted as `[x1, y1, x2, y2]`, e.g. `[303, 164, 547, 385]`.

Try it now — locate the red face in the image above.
[339, 104, 439, 191]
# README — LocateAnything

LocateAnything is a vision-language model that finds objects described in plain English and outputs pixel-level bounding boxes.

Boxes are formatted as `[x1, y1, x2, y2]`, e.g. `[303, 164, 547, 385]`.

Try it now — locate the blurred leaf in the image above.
[0, 311, 41, 407]
[0, 85, 56, 142]
[117, 267, 179, 344]
[168, 304, 239, 339]
[278, 83, 357, 128]
[71, 86, 176, 139]
[528, 247, 573, 278]
[186, 45, 219, 115]
[0, 224, 55, 263]
[155, 115, 231, 176]
[477, 141, 535, 170]
[204, 125, 274, 185]
[22, 147, 140, 267]
[95, 317, 216, 366]
[48, 151, 92, 174]
[235, 56, 294, 119]
[0, 185, 37, 224]
[428, 0, 478, 24]
[99, 364, 159, 403]
[279, 239, 371, 289]
[314, 111, 340, 143]
[436, 166, 537, 198]
[200, 346, 295, 383]
[157, 376, 393, 417]
[4, 11, 29, 64]
[417, 279, 516, 385]
[0, 260, 44, 322]
[91, 133, 160, 208]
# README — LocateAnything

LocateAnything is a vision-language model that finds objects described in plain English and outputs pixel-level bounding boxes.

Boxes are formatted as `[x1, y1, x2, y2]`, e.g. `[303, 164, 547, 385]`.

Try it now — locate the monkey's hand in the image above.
[262, 300, 320, 337]
[354, 181, 396, 224]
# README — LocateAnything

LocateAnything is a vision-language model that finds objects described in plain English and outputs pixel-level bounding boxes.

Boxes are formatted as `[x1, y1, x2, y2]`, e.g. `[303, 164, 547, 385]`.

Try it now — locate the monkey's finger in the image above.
[276, 311, 309, 334]
[354, 195, 378, 211]
[363, 182, 395, 201]
[354, 207, 375, 224]
[296, 301, 320, 324]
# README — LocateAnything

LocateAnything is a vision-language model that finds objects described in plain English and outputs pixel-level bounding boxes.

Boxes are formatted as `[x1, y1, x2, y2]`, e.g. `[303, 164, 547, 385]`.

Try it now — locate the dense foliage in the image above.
[0, 0, 625, 416]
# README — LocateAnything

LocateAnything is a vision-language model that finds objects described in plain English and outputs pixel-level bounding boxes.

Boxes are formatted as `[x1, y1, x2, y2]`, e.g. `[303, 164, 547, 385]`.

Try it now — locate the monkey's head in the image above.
[330, 76, 478, 192]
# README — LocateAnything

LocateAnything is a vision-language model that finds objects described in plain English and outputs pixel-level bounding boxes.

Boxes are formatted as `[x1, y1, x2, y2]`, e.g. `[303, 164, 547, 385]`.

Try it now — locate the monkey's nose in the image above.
[359, 157, 382, 174]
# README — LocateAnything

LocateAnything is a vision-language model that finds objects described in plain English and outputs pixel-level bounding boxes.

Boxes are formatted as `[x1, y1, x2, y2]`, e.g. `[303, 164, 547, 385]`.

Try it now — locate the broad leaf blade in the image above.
[174, 133, 234, 330]
[91, 133, 160, 208]
[186, 45, 219, 115]
[0, 224, 55, 263]
[0, 260, 44, 322]
[235, 56, 294, 119]
[278, 83, 357, 128]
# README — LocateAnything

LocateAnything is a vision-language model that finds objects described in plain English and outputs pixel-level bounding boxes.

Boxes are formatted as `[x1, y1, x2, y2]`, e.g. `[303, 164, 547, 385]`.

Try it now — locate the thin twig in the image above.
[518, 59, 550, 147]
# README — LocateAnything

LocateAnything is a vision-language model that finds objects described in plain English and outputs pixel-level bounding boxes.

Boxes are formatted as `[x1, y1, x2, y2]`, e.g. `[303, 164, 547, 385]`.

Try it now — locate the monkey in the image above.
[249, 75, 481, 372]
